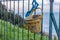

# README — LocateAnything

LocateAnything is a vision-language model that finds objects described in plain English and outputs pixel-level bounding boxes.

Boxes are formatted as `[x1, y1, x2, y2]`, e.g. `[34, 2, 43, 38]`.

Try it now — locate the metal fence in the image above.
[0, 0, 60, 40]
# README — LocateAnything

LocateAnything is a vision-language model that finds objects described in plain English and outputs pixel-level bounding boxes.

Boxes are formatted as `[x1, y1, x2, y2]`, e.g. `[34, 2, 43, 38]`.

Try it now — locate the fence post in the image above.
[49, 0, 54, 40]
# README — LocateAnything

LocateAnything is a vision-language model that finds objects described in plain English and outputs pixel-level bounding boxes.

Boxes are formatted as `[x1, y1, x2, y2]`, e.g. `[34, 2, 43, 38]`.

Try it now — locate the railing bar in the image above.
[41, 0, 43, 40]
[34, 2, 36, 40]
[3, 2, 5, 40]
[34, 14, 36, 40]
[6, 0, 8, 40]
[18, 0, 19, 40]
[28, 0, 30, 40]
[49, 0, 54, 40]
[22, 0, 24, 40]
[13, 0, 15, 40]
[34, 31, 36, 40]
[0, 0, 2, 39]
[10, 0, 11, 40]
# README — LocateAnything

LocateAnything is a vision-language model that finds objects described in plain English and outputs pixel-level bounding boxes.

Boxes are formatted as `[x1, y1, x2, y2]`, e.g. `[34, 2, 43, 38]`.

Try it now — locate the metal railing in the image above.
[0, 0, 60, 40]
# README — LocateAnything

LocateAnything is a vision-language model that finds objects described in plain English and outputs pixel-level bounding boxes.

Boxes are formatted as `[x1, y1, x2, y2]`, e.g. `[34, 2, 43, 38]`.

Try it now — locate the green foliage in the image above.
[0, 19, 48, 40]
[0, 2, 49, 40]
[54, 36, 57, 40]
[0, 2, 23, 27]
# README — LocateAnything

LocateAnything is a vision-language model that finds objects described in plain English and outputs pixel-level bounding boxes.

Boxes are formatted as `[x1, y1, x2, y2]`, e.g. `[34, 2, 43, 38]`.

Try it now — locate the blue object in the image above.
[25, 0, 39, 17]
[25, 11, 31, 17]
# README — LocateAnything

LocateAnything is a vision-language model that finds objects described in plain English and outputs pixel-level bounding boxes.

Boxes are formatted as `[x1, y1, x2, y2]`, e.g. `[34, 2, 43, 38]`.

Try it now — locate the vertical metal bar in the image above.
[49, 2, 53, 40]
[34, 1, 37, 40]
[34, 26, 36, 40]
[0, 0, 2, 38]
[41, 0, 43, 40]
[22, 0, 24, 40]
[28, 0, 30, 40]
[34, 10, 36, 40]
[5, 1, 6, 40]
[49, 0, 54, 40]
[6, 0, 8, 40]
[18, 0, 19, 40]
[59, 3, 60, 40]
[4, 1, 5, 40]
[13, 0, 15, 40]
[10, 0, 11, 40]
[49, 15, 52, 40]
[34, 2, 36, 40]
